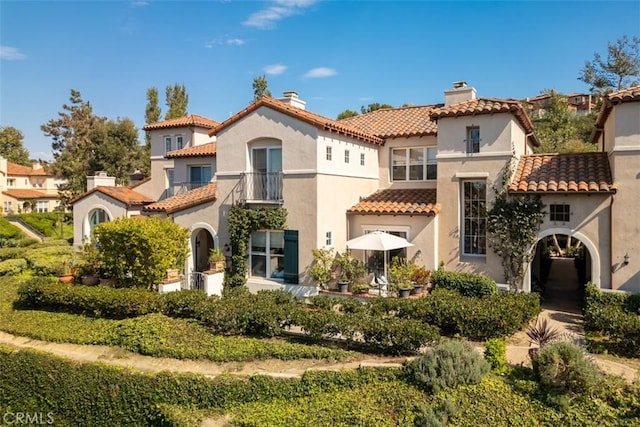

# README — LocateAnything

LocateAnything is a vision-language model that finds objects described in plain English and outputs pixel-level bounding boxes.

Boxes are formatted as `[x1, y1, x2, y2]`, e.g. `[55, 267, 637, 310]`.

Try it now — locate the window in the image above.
[89, 208, 109, 235]
[391, 147, 437, 181]
[251, 147, 282, 201]
[250, 230, 285, 280]
[7, 179, 14, 187]
[164, 136, 172, 154]
[3, 201, 12, 213]
[466, 127, 480, 153]
[363, 228, 409, 277]
[550, 204, 570, 222]
[36, 201, 48, 213]
[462, 181, 487, 255]
[326, 146, 332, 161]
[189, 166, 212, 185]
[344, 150, 350, 163]
[176, 136, 184, 150]
[166, 169, 174, 197]
[325, 231, 332, 246]
[360, 153, 365, 166]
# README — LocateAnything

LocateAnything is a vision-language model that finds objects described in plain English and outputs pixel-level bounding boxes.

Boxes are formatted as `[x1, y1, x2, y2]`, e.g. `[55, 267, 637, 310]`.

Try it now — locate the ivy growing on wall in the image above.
[487, 162, 545, 291]
[225, 205, 287, 289]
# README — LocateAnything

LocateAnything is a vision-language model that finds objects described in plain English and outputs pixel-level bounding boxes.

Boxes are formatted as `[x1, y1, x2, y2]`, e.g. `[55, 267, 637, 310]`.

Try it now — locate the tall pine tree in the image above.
[164, 83, 189, 119]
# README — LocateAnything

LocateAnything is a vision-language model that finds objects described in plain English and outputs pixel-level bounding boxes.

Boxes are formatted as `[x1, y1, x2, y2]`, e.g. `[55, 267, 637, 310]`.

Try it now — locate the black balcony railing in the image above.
[240, 172, 283, 202]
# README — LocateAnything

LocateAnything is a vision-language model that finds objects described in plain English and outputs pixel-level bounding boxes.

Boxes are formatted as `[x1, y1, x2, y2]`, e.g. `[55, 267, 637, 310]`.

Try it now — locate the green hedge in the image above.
[11, 212, 72, 238]
[0, 258, 27, 276]
[0, 346, 401, 427]
[584, 284, 640, 356]
[0, 217, 24, 239]
[431, 270, 497, 297]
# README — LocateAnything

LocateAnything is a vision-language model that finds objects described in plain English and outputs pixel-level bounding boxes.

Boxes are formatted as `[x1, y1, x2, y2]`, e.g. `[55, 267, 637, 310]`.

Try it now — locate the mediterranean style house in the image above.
[0, 158, 64, 214]
[70, 83, 640, 294]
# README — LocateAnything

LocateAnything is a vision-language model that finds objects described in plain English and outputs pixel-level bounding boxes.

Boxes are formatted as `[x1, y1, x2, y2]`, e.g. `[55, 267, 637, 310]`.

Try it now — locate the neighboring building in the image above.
[524, 92, 596, 118]
[69, 84, 640, 294]
[0, 158, 64, 214]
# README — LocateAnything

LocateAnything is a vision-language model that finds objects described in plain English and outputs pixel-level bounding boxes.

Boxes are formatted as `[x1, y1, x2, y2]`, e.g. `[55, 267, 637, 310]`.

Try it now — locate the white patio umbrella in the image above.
[345, 231, 414, 293]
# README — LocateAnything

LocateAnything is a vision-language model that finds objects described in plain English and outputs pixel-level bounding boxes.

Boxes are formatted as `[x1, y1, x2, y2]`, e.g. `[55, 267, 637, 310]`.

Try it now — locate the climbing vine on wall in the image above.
[487, 162, 546, 291]
[225, 205, 287, 289]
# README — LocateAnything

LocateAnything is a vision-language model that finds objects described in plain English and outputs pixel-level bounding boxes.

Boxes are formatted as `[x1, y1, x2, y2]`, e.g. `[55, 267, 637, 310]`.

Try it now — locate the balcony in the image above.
[240, 172, 283, 203]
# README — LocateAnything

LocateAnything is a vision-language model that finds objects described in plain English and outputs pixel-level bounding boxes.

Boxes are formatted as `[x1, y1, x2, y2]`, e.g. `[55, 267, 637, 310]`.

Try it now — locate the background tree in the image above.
[143, 87, 161, 173]
[252, 75, 272, 100]
[579, 35, 640, 94]
[360, 102, 394, 114]
[0, 126, 31, 165]
[164, 83, 189, 120]
[337, 109, 359, 120]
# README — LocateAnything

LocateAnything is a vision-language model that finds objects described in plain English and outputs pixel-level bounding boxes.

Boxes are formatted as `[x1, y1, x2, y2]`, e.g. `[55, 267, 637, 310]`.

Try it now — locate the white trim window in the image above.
[36, 200, 48, 213]
[176, 135, 184, 150]
[392, 147, 437, 181]
[462, 181, 487, 255]
[466, 126, 480, 154]
[326, 146, 332, 161]
[3, 201, 12, 213]
[360, 152, 365, 166]
[325, 231, 332, 247]
[7, 179, 15, 187]
[164, 136, 172, 154]
[344, 149, 350, 163]
[250, 230, 285, 280]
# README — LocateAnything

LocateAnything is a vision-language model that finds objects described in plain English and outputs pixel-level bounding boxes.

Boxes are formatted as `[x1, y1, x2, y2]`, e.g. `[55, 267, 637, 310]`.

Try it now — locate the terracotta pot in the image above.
[209, 261, 225, 272]
[58, 274, 74, 284]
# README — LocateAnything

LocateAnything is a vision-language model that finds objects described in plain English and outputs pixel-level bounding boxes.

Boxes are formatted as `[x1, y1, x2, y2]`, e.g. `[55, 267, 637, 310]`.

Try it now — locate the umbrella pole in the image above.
[382, 250, 387, 297]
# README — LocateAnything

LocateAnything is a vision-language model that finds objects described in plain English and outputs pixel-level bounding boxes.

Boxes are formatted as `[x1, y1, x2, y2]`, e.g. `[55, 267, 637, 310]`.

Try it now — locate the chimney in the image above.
[277, 90, 306, 110]
[444, 81, 477, 106]
[86, 171, 116, 190]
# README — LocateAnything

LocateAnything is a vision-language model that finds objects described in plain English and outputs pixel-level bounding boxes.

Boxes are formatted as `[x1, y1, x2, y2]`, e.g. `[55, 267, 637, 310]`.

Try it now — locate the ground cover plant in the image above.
[8, 212, 73, 239]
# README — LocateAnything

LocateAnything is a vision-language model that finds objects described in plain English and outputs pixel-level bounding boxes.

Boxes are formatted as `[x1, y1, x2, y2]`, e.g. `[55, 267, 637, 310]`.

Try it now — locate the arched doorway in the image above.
[188, 223, 217, 273]
[83, 207, 111, 242]
[527, 228, 599, 312]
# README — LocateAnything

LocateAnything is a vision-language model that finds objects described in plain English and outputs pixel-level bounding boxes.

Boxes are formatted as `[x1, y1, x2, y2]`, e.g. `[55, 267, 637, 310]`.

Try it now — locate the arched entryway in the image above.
[526, 228, 600, 312]
[83, 206, 112, 242]
[188, 223, 218, 273]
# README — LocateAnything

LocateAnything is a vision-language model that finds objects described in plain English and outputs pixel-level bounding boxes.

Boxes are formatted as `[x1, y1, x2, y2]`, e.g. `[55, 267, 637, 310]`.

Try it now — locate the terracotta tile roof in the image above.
[143, 114, 220, 131]
[508, 153, 615, 194]
[144, 183, 217, 214]
[166, 142, 216, 158]
[431, 98, 538, 145]
[210, 97, 384, 145]
[129, 177, 151, 188]
[347, 188, 440, 216]
[7, 162, 49, 176]
[338, 105, 439, 138]
[69, 186, 155, 206]
[592, 86, 640, 143]
[2, 189, 53, 199]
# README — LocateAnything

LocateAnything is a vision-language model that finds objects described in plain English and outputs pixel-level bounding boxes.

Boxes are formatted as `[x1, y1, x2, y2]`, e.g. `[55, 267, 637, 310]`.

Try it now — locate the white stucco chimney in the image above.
[444, 81, 477, 106]
[86, 171, 116, 190]
[277, 91, 306, 110]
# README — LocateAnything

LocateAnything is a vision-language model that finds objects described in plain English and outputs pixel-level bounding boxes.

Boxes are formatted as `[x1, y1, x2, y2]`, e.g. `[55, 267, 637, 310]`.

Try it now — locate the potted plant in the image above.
[351, 281, 371, 295]
[389, 256, 417, 298]
[309, 248, 335, 289]
[78, 244, 101, 286]
[335, 252, 366, 293]
[410, 265, 431, 295]
[57, 257, 78, 284]
[209, 248, 226, 272]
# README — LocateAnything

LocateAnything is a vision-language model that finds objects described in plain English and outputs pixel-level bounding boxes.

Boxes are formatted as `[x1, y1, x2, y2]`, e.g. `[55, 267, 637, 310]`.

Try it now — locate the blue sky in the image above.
[1, 0, 639, 161]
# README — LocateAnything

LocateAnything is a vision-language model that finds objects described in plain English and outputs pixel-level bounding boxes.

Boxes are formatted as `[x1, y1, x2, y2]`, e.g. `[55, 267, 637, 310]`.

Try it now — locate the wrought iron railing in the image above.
[240, 172, 283, 202]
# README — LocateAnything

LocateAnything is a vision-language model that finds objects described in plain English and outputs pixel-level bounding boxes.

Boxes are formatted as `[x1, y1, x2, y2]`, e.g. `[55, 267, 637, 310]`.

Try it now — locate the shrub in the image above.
[404, 340, 490, 394]
[161, 289, 209, 318]
[0, 217, 24, 239]
[93, 216, 189, 288]
[0, 247, 27, 261]
[0, 258, 27, 276]
[431, 270, 497, 297]
[532, 341, 602, 397]
[484, 337, 508, 373]
[13, 212, 70, 238]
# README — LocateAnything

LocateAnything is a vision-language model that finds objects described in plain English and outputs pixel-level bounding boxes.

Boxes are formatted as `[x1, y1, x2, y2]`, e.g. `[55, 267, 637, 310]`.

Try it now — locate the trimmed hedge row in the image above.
[0, 345, 402, 427]
[431, 269, 497, 297]
[584, 284, 640, 356]
[0, 258, 27, 276]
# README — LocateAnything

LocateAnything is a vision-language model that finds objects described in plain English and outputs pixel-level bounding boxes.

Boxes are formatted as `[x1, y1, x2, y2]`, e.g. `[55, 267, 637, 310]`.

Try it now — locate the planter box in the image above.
[204, 271, 224, 296]
[158, 281, 181, 293]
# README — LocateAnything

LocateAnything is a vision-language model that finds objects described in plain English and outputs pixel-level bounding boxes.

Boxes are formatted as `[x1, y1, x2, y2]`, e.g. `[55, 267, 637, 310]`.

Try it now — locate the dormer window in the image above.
[176, 136, 184, 150]
[466, 127, 480, 153]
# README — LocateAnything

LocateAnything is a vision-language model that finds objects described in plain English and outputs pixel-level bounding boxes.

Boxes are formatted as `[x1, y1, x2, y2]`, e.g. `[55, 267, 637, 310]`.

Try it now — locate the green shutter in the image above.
[283, 230, 299, 284]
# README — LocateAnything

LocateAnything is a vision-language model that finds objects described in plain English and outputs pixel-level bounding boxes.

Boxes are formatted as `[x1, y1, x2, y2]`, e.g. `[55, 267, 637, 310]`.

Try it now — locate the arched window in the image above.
[89, 209, 109, 234]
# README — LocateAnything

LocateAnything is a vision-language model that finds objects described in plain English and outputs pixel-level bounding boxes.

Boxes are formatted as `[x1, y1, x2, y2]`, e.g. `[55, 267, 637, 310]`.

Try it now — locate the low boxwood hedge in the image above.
[431, 269, 497, 297]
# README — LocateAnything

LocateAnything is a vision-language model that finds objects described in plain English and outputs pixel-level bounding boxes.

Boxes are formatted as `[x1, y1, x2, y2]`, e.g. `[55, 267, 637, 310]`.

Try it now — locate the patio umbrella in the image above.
[346, 231, 414, 294]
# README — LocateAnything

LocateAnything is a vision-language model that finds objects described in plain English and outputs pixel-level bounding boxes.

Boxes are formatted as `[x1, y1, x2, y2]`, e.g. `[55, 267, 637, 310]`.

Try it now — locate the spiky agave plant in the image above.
[526, 318, 559, 359]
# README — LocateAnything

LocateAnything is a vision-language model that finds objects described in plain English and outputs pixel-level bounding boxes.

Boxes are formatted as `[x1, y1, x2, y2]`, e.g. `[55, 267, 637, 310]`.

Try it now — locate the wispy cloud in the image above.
[130, 0, 148, 7]
[205, 37, 246, 48]
[303, 67, 336, 79]
[0, 46, 27, 60]
[243, 0, 318, 29]
[264, 64, 287, 75]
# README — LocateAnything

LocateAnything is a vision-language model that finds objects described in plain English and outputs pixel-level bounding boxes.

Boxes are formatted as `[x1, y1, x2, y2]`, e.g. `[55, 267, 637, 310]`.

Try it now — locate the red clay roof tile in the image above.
[7, 162, 49, 176]
[210, 97, 384, 145]
[2, 189, 53, 199]
[338, 105, 439, 138]
[348, 188, 440, 216]
[593, 86, 640, 142]
[143, 114, 219, 131]
[69, 186, 155, 206]
[166, 142, 216, 158]
[508, 153, 615, 194]
[144, 183, 217, 214]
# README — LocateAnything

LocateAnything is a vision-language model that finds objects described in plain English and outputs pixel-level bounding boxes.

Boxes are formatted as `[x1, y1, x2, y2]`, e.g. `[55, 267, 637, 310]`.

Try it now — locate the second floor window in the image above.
[360, 153, 365, 166]
[165, 136, 172, 154]
[190, 166, 212, 184]
[7, 179, 15, 187]
[466, 127, 480, 153]
[344, 150, 350, 163]
[392, 147, 437, 181]
[326, 146, 332, 161]
[462, 181, 487, 256]
[176, 136, 184, 150]
[550, 204, 570, 222]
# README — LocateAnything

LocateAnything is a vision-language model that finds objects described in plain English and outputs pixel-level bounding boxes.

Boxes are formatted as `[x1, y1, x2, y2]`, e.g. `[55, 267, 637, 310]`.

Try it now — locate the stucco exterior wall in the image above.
[437, 113, 517, 157]
[171, 201, 219, 275]
[316, 134, 379, 179]
[378, 135, 438, 189]
[172, 156, 216, 185]
[71, 193, 127, 246]
[348, 214, 438, 271]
